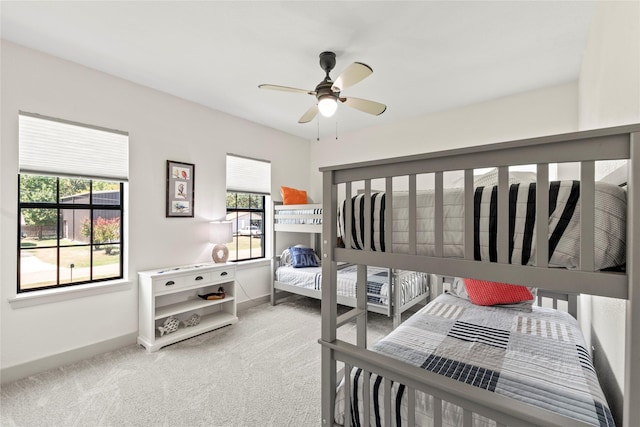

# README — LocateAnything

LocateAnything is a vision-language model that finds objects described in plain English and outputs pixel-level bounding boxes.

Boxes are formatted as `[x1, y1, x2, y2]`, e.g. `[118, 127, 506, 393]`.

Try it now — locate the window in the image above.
[226, 192, 265, 261]
[19, 176, 124, 291]
[18, 112, 128, 293]
[226, 154, 271, 261]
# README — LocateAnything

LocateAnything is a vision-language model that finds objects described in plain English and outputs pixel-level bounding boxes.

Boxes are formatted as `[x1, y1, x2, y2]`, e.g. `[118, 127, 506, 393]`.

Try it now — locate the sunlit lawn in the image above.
[231, 235, 263, 259]
[20, 238, 120, 268]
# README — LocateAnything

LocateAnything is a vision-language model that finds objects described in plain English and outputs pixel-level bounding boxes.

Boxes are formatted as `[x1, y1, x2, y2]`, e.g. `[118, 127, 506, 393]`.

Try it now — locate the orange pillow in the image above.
[463, 278, 533, 306]
[281, 186, 308, 205]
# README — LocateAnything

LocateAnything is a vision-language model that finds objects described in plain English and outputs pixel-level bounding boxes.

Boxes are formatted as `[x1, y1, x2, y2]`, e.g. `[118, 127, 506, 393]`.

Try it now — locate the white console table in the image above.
[138, 262, 237, 352]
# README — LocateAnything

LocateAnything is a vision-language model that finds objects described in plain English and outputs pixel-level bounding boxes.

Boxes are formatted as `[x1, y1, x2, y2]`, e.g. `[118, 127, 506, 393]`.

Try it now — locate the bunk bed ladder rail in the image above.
[626, 131, 640, 426]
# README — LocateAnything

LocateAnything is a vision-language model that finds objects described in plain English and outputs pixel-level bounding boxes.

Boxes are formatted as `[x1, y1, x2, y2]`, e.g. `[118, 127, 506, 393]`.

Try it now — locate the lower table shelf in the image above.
[155, 295, 235, 320]
[138, 311, 238, 352]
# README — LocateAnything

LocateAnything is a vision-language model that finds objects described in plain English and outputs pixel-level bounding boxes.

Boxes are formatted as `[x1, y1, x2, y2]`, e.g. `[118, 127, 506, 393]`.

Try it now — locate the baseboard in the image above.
[0, 332, 137, 385]
[237, 295, 270, 312]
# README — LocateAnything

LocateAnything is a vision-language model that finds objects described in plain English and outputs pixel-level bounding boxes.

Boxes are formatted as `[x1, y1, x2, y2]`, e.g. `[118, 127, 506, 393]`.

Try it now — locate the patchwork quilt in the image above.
[335, 294, 615, 427]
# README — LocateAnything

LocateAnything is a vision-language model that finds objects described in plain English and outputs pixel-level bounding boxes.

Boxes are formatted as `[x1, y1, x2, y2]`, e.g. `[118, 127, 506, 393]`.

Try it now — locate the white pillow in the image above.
[448, 168, 537, 188]
[445, 277, 469, 299]
[474, 168, 537, 187]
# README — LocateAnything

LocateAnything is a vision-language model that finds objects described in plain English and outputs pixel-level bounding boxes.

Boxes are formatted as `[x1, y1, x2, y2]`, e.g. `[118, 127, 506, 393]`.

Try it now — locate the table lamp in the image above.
[210, 220, 233, 263]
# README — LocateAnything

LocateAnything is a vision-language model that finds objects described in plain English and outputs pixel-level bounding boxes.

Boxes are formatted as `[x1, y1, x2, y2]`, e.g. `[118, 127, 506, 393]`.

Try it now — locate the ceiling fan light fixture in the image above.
[259, 51, 385, 124]
[317, 95, 337, 117]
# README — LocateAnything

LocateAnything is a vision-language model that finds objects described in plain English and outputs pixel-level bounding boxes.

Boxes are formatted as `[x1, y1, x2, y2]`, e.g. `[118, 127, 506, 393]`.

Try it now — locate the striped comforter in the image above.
[275, 264, 427, 306]
[338, 180, 626, 270]
[335, 294, 615, 427]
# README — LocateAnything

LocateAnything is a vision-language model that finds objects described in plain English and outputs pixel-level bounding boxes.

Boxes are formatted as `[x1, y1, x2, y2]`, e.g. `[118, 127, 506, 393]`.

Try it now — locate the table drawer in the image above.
[153, 272, 212, 294]
[211, 267, 235, 283]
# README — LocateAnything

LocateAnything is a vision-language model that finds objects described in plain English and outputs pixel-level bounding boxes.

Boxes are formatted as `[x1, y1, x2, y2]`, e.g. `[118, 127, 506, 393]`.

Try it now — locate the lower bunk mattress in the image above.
[275, 264, 427, 306]
[335, 293, 614, 427]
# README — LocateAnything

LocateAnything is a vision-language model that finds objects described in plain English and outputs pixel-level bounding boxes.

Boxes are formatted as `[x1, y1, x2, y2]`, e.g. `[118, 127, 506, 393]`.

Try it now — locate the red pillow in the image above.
[281, 186, 308, 205]
[463, 278, 533, 306]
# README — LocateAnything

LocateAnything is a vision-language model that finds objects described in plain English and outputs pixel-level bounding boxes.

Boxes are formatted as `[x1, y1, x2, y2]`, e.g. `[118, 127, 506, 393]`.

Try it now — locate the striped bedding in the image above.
[338, 180, 626, 271]
[335, 294, 615, 427]
[275, 264, 427, 306]
[275, 207, 322, 225]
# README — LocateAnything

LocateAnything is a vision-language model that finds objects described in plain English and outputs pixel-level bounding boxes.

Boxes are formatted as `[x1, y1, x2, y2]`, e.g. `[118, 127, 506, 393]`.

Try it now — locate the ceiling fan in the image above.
[259, 51, 387, 123]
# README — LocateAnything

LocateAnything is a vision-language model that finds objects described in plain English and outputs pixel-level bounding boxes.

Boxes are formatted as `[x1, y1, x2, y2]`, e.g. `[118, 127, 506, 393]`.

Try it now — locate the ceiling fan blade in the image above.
[258, 84, 315, 95]
[298, 104, 319, 123]
[332, 62, 373, 91]
[339, 97, 386, 116]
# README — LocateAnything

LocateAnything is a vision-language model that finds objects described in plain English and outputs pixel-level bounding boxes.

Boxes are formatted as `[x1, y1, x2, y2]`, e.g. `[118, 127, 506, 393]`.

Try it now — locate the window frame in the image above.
[17, 174, 125, 293]
[226, 191, 266, 262]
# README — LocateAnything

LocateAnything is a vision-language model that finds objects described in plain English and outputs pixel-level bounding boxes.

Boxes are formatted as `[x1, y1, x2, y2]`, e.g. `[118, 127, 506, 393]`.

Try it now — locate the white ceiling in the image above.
[1, 1, 596, 141]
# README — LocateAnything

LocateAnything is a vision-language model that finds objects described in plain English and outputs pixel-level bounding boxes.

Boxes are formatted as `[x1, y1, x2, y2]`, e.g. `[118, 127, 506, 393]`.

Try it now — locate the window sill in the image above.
[7, 279, 132, 309]
[233, 258, 271, 270]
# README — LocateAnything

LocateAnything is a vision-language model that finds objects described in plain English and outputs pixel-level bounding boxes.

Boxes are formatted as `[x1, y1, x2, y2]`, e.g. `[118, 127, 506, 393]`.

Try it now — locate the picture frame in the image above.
[166, 160, 195, 217]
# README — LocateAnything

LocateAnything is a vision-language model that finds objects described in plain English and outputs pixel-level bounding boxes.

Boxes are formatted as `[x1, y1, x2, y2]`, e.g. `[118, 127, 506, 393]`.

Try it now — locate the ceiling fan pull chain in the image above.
[336, 119, 338, 140]
[317, 117, 320, 141]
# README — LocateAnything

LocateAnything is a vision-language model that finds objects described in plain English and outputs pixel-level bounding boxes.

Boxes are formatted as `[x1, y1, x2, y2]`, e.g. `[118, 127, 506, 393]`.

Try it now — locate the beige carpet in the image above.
[1, 296, 395, 427]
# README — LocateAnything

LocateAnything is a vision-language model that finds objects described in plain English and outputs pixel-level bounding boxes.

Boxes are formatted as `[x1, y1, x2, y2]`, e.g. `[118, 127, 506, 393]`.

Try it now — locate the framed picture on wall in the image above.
[166, 160, 195, 217]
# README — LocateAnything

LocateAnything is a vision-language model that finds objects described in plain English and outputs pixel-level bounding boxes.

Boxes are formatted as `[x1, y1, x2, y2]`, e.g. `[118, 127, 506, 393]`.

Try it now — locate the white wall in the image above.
[579, 1, 640, 129]
[309, 81, 579, 200]
[0, 41, 311, 376]
[577, 2, 640, 424]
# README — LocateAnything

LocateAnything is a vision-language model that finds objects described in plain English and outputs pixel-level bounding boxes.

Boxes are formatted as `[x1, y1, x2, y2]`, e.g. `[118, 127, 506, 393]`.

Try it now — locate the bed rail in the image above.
[273, 202, 322, 233]
[327, 339, 595, 427]
[319, 124, 640, 426]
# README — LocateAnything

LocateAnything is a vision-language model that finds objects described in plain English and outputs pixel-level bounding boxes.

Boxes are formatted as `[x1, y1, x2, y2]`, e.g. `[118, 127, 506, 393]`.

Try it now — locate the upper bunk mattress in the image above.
[338, 180, 626, 271]
[274, 206, 322, 225]
[335, 293, 614, 427]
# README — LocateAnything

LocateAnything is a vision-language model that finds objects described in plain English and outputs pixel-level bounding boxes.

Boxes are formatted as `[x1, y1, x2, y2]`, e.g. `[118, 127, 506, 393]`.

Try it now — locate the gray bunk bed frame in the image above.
[271, 202, 429, 328]
[319, 124, 640, 427]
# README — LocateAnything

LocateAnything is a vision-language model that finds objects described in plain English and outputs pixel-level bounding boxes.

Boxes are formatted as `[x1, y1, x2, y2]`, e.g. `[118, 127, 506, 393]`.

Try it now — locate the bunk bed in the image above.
[319, 124, 640, 427]
[271, 203, 429, 328]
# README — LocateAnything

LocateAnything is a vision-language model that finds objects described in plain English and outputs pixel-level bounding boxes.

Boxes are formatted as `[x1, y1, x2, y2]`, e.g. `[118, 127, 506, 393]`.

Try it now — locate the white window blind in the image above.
[226, 154, 271, 194]
[19, 112, 129, 181]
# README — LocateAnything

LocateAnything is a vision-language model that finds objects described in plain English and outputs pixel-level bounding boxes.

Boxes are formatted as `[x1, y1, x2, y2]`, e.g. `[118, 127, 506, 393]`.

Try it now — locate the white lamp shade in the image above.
[209, 221, 233, 244]
[318, 96, 337, 117]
